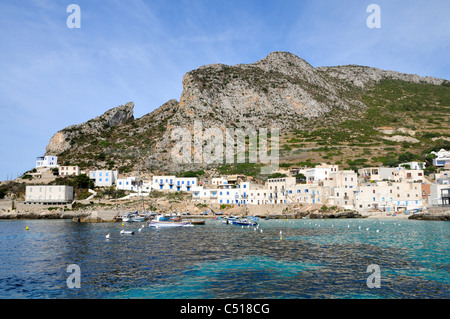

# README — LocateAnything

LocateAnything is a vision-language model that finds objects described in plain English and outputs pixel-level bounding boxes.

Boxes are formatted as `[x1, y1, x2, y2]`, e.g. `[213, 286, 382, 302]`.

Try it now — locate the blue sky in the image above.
[0, 0, 449, 180]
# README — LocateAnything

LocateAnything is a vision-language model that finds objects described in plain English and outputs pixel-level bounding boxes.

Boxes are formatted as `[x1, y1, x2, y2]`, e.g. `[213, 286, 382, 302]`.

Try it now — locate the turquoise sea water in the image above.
[0, 218, 448, 299]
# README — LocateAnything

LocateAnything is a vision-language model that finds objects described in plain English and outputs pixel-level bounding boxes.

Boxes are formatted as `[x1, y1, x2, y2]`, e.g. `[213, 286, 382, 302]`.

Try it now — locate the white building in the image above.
[431, 149, 450, 167]
[89, 170, 119, 187]
[59, 166, 80, 176]
[398, 162, 426, 170]
[359, 167, 424, 183]
[212, 177, 228, 186]
[152, 176, 197, 192]
[116, 177, 138, 191]
[429, 182, 450, 206]
[354, 181, 422, 212]
[25, 185, 73, 203]
[304, 164, 339, 183]
[36, 155, 58, 169]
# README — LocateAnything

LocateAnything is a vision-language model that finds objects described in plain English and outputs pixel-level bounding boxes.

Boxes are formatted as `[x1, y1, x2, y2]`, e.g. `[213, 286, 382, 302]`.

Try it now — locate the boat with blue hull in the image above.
[224, 217, 258, 227]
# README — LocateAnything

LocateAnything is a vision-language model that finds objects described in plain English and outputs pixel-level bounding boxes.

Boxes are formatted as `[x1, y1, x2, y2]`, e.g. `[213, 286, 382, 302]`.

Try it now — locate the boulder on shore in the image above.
[408, 212, 450, 221]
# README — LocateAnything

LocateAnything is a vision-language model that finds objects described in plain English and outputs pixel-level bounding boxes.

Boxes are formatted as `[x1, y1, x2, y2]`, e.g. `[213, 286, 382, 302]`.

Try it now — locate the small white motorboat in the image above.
[148, 215, 193, 228]
[120, 229, 135, 235]
[122, 211, 146, 222]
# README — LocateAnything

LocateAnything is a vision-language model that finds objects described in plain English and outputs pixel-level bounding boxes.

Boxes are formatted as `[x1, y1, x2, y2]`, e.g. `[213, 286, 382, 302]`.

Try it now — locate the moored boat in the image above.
[223, 217, 258, 227]
[122, 211, 146, 222]
[148, 215, 193, 228]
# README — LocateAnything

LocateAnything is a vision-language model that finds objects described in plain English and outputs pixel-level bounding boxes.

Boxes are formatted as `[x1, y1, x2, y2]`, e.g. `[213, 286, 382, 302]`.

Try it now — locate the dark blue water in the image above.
[0, 218, 448, 299]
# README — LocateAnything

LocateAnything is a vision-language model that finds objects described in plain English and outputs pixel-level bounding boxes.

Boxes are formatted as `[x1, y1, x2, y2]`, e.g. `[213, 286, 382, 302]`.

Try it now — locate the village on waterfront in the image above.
[0, 148, 449, 222]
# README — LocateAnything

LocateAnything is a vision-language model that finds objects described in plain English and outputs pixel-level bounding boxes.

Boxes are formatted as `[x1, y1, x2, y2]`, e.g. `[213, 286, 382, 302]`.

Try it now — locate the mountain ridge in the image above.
[44, 51, 450, 175]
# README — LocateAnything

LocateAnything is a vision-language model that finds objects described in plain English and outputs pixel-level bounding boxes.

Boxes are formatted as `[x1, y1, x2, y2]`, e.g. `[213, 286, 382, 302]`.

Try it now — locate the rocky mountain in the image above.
[45, 51, 449, 175]
[46, 102, 135, 155]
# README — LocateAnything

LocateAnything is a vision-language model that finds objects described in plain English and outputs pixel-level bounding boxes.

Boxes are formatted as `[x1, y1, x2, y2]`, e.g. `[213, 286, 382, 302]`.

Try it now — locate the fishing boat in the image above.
[122, 211, 146, 222]
[190, 220, 206, 225]
[224, 217, 258, 227]
[148, 215, 193, 228]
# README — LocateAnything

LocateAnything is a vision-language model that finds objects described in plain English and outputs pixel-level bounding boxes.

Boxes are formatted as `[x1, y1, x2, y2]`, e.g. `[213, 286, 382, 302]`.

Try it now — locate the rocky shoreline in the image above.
[1, 203, 448, 222]
[408, 211, 450, 221]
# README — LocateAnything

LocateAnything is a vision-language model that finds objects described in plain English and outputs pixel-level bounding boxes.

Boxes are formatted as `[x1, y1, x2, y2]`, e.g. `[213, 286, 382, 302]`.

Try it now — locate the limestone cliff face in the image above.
[45, 102, 134, 155]
[169, 51, 362, 132]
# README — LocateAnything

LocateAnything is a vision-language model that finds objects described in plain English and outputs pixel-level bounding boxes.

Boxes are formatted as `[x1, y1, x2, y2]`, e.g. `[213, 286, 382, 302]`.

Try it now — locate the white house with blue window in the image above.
[36, 155, 58, 169]
[89, 170, 119, 187]
[116, 177, 138, 191]
[354, 181, 422, 212]
[152, 176, 198, 192]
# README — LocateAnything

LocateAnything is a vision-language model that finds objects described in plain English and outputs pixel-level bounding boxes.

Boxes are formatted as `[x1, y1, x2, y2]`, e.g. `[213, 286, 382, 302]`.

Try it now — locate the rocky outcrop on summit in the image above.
[46, 102, 134, 155]
[318, 65, 446, 88]
[171, 51, 363, 132]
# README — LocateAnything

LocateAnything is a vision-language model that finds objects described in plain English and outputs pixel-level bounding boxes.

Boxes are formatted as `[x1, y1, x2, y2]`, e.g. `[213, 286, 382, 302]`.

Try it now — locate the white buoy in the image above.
[366, 228, 369, 231]
[376, 229, 379, 233]
[260, 229, 263, 233]
[106, 233, 110, 239]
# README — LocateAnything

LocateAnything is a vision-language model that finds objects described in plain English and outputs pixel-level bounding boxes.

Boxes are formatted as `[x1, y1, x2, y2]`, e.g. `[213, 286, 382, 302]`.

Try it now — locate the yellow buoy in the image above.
[26, 226, 29, 231]
[122, 223, 124, 226]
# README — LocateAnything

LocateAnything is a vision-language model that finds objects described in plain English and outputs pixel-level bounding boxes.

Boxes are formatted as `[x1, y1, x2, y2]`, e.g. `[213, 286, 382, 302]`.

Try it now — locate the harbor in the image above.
[0, 217, 448, 299]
